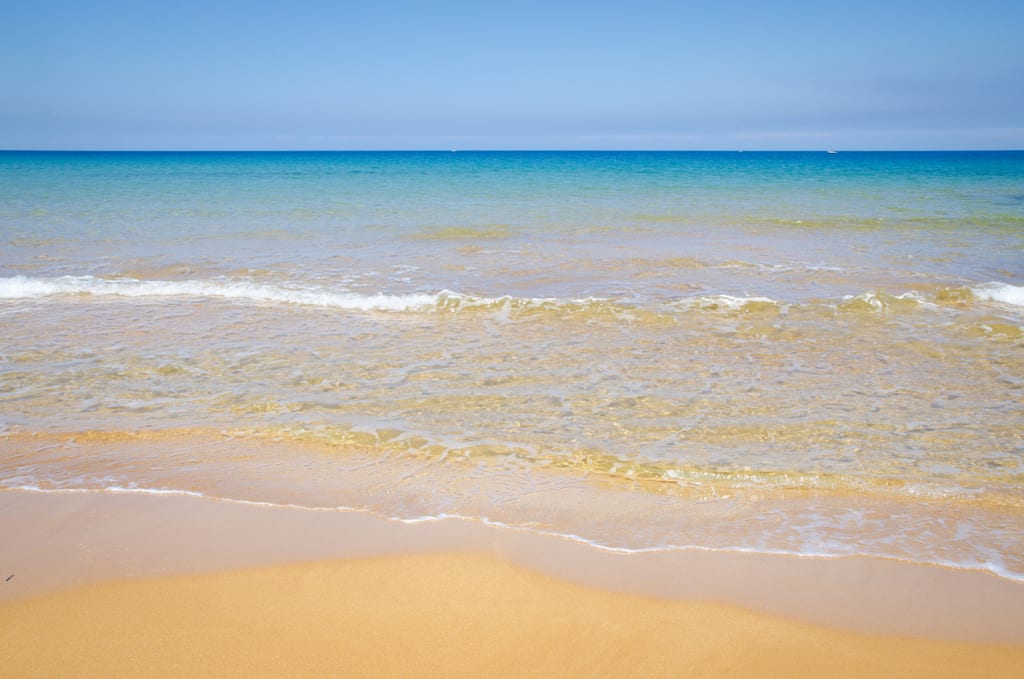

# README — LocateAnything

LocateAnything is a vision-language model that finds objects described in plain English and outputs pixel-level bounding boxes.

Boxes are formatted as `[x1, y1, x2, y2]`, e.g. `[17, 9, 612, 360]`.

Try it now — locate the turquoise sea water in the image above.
[1, 151, 1022, 577]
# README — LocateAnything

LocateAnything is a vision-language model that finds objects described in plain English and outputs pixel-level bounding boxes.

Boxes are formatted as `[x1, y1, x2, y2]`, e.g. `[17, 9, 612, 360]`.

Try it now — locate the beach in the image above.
[3, 489, 1024, 677]
[1, 150, 1023, 675]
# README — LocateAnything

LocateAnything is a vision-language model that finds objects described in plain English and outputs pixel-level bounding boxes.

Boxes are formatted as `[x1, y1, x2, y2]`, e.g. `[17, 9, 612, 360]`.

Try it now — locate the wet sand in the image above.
[2, 489, 1023, 677]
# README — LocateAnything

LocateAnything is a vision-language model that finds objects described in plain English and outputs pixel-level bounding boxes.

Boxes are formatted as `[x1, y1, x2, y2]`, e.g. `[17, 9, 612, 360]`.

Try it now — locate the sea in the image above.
[1, 150, 1022, 579]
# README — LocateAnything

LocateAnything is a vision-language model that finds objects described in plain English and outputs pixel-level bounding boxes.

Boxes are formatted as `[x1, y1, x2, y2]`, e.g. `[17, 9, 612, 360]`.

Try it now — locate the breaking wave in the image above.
[3, 275, 1022, 320]
[0, 275, 450, 311]
[972, 283, 1024, 308]
[0, 275, 779, 317]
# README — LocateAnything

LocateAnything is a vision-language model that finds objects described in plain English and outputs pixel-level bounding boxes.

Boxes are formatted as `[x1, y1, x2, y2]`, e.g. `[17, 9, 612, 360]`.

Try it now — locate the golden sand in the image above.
[1, 490, 1023, 677]
[3, 552, 1024, 678]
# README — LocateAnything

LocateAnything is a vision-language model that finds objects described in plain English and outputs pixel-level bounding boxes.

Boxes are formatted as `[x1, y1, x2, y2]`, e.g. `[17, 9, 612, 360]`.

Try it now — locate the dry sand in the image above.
[2, 489, 1023, 677]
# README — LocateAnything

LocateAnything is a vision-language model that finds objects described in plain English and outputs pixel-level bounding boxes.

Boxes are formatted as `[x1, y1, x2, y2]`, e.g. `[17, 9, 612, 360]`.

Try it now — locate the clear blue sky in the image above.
[2, 0, 1021, 150]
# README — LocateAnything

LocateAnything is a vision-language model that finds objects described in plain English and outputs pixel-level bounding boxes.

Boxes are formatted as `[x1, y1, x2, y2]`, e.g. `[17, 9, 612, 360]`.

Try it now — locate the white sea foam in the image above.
[0, 275, 616, 316]
[4, 275, 1022, 321]
[0, 275, 455, 312]
[840, 290, 935, 311]
[674, 294, 780, 311]
[973, 282, 1024, 307]
[4, 483, 205, 498]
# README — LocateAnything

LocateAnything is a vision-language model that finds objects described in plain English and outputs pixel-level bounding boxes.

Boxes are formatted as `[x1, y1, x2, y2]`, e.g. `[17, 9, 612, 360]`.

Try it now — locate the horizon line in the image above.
[3, 148, 1023, 154]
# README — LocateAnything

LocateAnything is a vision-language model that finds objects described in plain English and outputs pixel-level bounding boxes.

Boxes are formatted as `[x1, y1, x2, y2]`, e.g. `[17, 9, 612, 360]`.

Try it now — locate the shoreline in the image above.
[3, 489, 1024, 638]
[5, 428, 1023, 589]
[2, 489, 1024, 677]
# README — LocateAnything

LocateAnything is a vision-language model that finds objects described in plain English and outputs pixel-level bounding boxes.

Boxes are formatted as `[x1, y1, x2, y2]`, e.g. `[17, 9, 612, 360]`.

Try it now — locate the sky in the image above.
[2, 0, 1022, 150]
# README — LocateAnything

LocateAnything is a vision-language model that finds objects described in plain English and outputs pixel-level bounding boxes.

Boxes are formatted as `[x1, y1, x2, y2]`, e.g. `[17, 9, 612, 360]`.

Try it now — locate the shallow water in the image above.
[1, 151, 1022, 578]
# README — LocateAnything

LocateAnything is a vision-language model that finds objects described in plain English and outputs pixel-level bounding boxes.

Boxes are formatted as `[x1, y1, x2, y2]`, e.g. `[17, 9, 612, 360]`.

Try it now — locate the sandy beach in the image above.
[4, 153, 1024, 679]
[2, 489, 1023, 677]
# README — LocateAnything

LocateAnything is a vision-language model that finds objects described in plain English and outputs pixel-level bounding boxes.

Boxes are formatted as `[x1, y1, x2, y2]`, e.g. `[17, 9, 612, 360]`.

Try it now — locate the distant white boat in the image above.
[827, 150, 838, 154]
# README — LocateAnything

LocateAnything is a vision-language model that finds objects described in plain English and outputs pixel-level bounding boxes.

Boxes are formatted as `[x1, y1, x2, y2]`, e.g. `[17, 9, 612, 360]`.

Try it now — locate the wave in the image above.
[672, 294, 780, 312]
[3, 275, 1022, 320]
[0, 275, 459, 312]
[0, 275, 752, 318]
[972, 283, 1024, 308]
[838, 285, 1024, 314]
[838, 291, 935, 312]
[0, 275, 652, 319]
